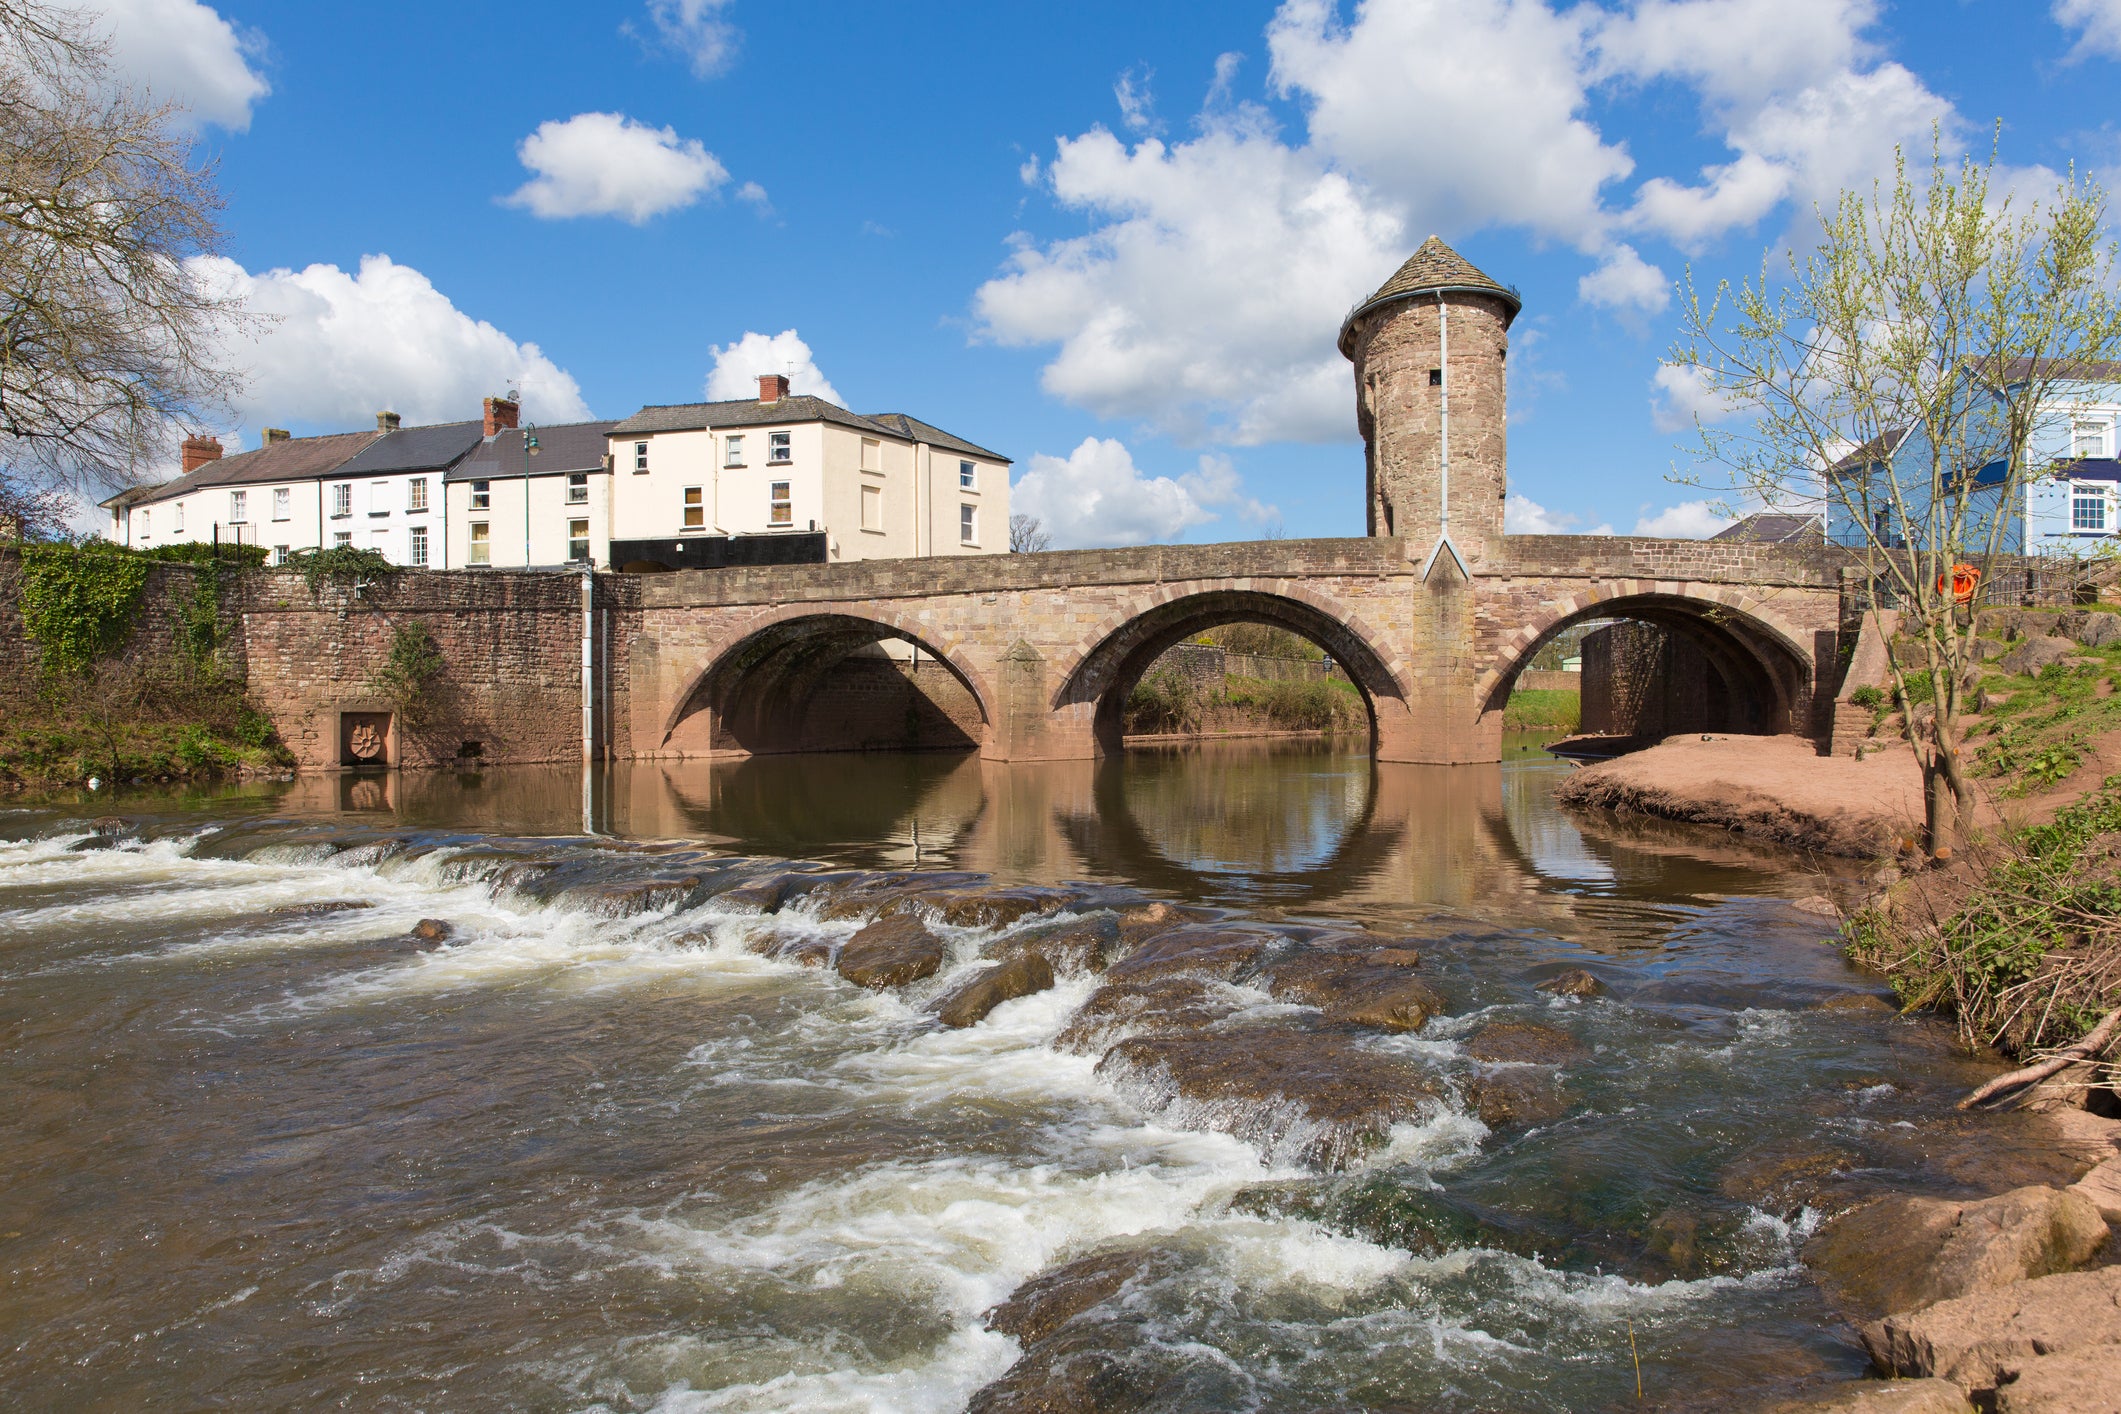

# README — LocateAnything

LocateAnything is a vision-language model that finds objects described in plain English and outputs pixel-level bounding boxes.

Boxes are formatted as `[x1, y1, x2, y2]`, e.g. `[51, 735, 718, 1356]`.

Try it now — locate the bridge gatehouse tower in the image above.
[1340, 236, 1519, 574]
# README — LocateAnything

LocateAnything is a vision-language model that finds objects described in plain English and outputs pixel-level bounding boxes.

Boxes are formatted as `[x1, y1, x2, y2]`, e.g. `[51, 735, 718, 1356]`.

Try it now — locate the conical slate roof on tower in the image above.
[1338, 236, 1522, 355]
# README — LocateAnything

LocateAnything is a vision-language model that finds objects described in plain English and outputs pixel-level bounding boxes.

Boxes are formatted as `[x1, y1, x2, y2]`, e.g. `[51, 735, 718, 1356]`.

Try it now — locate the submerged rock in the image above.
[1095, 1030, 1445, 1168]
[834, 914, 946, 989]
[411, 918, 452, 942]
[1102, 924, 1278, 985]
[1861, 1264, 2121, 1389]
[1535, 967, 1607, 998]
[1804, 1184, 2110, 1322]
[1765, 1378, 1973, 1413]
[1054, 976, 1240, 1054]
[270, 900, 374, 917]
[808, 870, 978, 922]
[984, 916, 1119, 976]
[983, 1247, 1162, 1346]
[1459, 1066, 1572, 1129]
[1259, 947, 1442, 1032]
[1462, 1021, 1588, 1065]
[932, 953, 1055, 1028]
[920, 884, 1079, 930]
[965, 1318, 1174, 1414]
[1111, 901, 1219, 956]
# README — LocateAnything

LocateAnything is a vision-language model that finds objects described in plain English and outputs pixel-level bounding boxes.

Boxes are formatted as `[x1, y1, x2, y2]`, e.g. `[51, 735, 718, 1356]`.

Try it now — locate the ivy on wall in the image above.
[370, 621, 446, 727]
[16, 542, 151, 677]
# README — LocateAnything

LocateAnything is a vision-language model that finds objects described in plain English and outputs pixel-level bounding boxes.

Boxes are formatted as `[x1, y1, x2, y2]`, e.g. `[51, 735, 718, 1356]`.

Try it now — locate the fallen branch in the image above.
[1958, 1004, 2121, 1110]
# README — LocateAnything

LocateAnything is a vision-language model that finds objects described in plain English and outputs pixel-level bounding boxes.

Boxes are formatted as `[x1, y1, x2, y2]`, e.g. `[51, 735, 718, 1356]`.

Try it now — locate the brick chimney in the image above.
[376, 410, 401, 432]
[483, 395, 520, 436]
[181, 434, 222, 475]
[261, 427, 291, 446]
[758, 373, 791, 403]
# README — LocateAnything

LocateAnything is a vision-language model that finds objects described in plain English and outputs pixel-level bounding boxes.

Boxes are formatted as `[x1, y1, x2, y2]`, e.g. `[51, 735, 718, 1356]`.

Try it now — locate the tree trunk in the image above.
[1923, 754, 1955, 862]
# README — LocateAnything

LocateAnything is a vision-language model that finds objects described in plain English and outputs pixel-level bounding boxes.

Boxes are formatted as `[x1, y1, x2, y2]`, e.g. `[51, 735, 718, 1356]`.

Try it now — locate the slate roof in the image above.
[447, 420, 619, 481]
[130, 429, 384, 506]
[1826, 428, 1911, 475]
[336, 421, 485, 477]
[1339, 236, 1522, 355]
[1710, 512, 1824, 544]
[609, 395, 1010, 463]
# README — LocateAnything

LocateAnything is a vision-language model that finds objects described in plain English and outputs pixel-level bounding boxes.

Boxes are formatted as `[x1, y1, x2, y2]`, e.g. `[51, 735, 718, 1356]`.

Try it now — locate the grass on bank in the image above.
[1504, 688, 1581, 732]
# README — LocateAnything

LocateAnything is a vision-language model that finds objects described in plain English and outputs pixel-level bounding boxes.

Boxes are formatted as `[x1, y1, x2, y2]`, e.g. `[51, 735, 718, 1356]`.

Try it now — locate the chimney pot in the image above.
[758, 373, 791, 403]
[483, 395, 520, 437]
[376, 411, 401, 433]
[261, 427, 291, 446]
[180, 434, 223, 475]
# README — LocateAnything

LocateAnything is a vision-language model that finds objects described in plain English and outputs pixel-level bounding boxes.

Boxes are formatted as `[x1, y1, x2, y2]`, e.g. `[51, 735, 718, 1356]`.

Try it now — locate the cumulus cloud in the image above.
[1010, 437, 1274, 548]
[1634, 499, 1733, 537]
[188, 254, 590, 429]
[974, 113, 1403, 444]
[979, 0, 1964, 449]
[2056, 0, 2121, 59]
[1577, 244, 1670, 315]
[505, 113, 728, 223]
[1649, 362, 1739, 433]
[89, 0, 268, 130]
[1505, 493, 1612, 535]
[633, 0, 739, 77]
[705, 329, 843, 406]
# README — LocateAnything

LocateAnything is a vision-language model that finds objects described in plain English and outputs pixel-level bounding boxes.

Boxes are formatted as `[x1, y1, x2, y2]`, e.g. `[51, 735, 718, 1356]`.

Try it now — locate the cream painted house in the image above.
[603, 375, 1010, 571]
[442, 420, 617, 569]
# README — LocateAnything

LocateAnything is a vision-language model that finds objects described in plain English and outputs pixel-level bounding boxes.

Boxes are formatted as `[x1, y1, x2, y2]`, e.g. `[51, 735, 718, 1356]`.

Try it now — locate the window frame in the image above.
[469, 479, 490, 511]
[567, 518, 591, 563]
[271, 487, 291, 522]
[566, 472, 589, 505]
[959, 460, 976, 491]
[724, 434, 744, 468]
[860, 482, 884, 533]
[681, 486, 705, 531]
[331, 483, 352, 518]
[228, 489, 246, 523]
[767, 431, 792, 465]
[173, 503, 183, 533]
[2073, 419, 2111, 460]
[633, 440, 649, 474]
[769, 480, 792, 526]
[2072, 482, 2109, 532]
[467, 522, 490, 565]
[407, 524, 429, 567]
[407, 477, 429, 513]
[333, 530, 353, 548]
[960, 502, 977, 545]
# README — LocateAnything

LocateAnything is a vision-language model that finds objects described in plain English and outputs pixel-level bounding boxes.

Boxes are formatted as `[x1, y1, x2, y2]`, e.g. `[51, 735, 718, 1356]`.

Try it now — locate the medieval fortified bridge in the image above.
[230, 240, 1853, 771]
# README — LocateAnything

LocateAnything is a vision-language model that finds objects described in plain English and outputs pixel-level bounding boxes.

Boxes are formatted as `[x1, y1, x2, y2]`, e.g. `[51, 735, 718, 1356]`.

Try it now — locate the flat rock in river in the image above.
[834, 914, 946, 989]
[1805, 1184, 2109, 1322]
[983, 1247, 1165, 1346]
[984, 916, 1120, 975]
[931, 952, 1055, 1028]
[1463, 1020, 1589, 1065]
[1765, 1378, 1973, 1413]
[1054, 976, 1241, 1054]
[1259, 948, 1441, 1031]
[1861, 1265, 2121, 1389]
[1102, 925, 1277, 985]
[1095, 1030, 1446, 1168]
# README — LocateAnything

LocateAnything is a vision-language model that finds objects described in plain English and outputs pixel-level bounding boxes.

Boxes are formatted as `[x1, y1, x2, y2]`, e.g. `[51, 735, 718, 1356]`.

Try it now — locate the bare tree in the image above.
[0, 467, 67, 537]
[1670, 137, 2121, 857]
[0, 0, 242, 498]
[1009, 512, 1052, 553]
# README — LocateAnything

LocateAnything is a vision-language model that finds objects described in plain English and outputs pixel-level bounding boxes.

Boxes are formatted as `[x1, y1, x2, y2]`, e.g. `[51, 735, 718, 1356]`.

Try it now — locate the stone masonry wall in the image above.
[0, 553, 241, 713]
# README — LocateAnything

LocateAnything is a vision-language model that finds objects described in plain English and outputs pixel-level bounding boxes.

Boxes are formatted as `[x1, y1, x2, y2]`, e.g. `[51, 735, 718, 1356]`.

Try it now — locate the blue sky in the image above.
[99, 0, 2121, 544]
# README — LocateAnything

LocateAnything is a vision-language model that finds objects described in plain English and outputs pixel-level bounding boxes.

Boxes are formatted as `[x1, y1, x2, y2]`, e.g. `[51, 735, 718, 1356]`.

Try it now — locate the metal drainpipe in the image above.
[581, 562, 595, 764]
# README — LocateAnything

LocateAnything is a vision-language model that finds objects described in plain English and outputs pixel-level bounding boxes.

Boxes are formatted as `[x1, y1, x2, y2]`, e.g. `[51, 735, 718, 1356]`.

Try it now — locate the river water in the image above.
[0, 740, 2009, 1411]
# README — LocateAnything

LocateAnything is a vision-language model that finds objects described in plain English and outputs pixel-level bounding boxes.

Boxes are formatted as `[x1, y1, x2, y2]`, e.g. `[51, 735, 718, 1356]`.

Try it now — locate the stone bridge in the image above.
[626, 532, 1848, 766]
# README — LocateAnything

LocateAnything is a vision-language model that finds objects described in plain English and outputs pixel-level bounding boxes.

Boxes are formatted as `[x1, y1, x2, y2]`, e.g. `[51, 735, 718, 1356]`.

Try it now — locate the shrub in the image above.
[16, 540, 150, 677]
[1848, 684, 1885, 709]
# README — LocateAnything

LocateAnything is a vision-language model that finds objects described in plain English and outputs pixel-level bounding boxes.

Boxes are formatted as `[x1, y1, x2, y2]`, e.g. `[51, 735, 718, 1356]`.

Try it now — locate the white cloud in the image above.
[1634, 499, 1733, 537]
[188, 254, 590, 430]
[505, 113, 728, 223]
[974, 113, 1404, 444]
[1577, 244, 1670, 315]
[89, 0, 268, 131]
[1010, 437, 1272, 548]
[1649, 362, 1739, 433]
[1268, 0, 1632, 248]
[1505, 493, 1612, 535]
[705, 329, 843, 406]
[2056, 0, 2121, 59]
[634, 0, 739, 77]
[1114, 66, 1160, 134]
[1594, 0, 1877, 106]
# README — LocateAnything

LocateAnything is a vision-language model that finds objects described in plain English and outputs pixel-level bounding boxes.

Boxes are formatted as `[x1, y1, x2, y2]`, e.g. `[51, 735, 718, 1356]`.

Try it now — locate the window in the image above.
[272, 487, 290, 521]
[768, 431, 791, 464]
[407, 525, 428, 567]
[860, 437, 882, 473]
[140, 509, 150, 537]
[2073, 485, 2109, 532]
[633, 441, 649, 473]
[173, 503, 184, 533]
[408, 477, 428, 512]
[468, 522, 490, 565]
[371, 529, 389, 560]
[769, 481, 792, 525]
[568, 519, 590, 562]
[959, 460, 976, 491]
[725, 434, 744, 467]
[272, 545, 289, 566]
[682, 486, 705, 529]
[333, 531, 352, 548]
[369, 481, 389, 515]
[228, 490, 247, 522]
[960, 503, 977, 544]
[567, 472, 588, 504]
[2074, 420, 2111, 460]
[331, 483, 351, 517]
[861, 483, 883, 532]
[1428, 368, 1443, 386]
[470, 479, 490, 511]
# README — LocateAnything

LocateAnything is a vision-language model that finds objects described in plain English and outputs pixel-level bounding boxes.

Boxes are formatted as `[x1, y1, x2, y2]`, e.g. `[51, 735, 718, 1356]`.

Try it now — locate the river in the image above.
[0, 740, 2006, 1410]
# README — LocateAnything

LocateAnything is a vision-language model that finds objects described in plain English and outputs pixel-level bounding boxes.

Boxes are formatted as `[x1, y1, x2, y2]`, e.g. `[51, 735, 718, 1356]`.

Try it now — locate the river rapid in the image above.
[0, 741, 2009, 1411]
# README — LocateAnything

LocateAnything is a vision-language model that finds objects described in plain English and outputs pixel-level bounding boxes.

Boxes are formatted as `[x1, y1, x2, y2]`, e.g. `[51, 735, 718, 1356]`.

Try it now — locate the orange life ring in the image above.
[1936, 564, 1980, 604]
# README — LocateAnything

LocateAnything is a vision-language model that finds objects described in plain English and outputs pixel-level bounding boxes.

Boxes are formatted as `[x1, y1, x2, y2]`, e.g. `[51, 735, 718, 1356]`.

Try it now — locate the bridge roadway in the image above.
[625, 532, 1849, 765]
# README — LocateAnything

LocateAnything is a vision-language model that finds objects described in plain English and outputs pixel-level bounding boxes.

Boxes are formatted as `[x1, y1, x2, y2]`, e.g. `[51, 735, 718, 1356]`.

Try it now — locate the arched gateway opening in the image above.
[664, 614, 991, 757]
[1054, 589, 1408, 757]
[1480, 592, 1817, 747]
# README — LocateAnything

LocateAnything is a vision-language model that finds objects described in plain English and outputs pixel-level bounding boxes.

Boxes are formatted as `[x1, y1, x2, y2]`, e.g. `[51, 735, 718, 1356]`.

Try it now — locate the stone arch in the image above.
[1050, 583, 1414, 756]
[662, 605, 995, 757]
[1476, 581, 1817, 739]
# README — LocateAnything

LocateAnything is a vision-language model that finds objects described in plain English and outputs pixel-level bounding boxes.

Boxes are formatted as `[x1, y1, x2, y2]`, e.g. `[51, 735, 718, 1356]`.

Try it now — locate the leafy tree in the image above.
[0, 1, 242, 498]
[1669, 138, 2121, 857]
